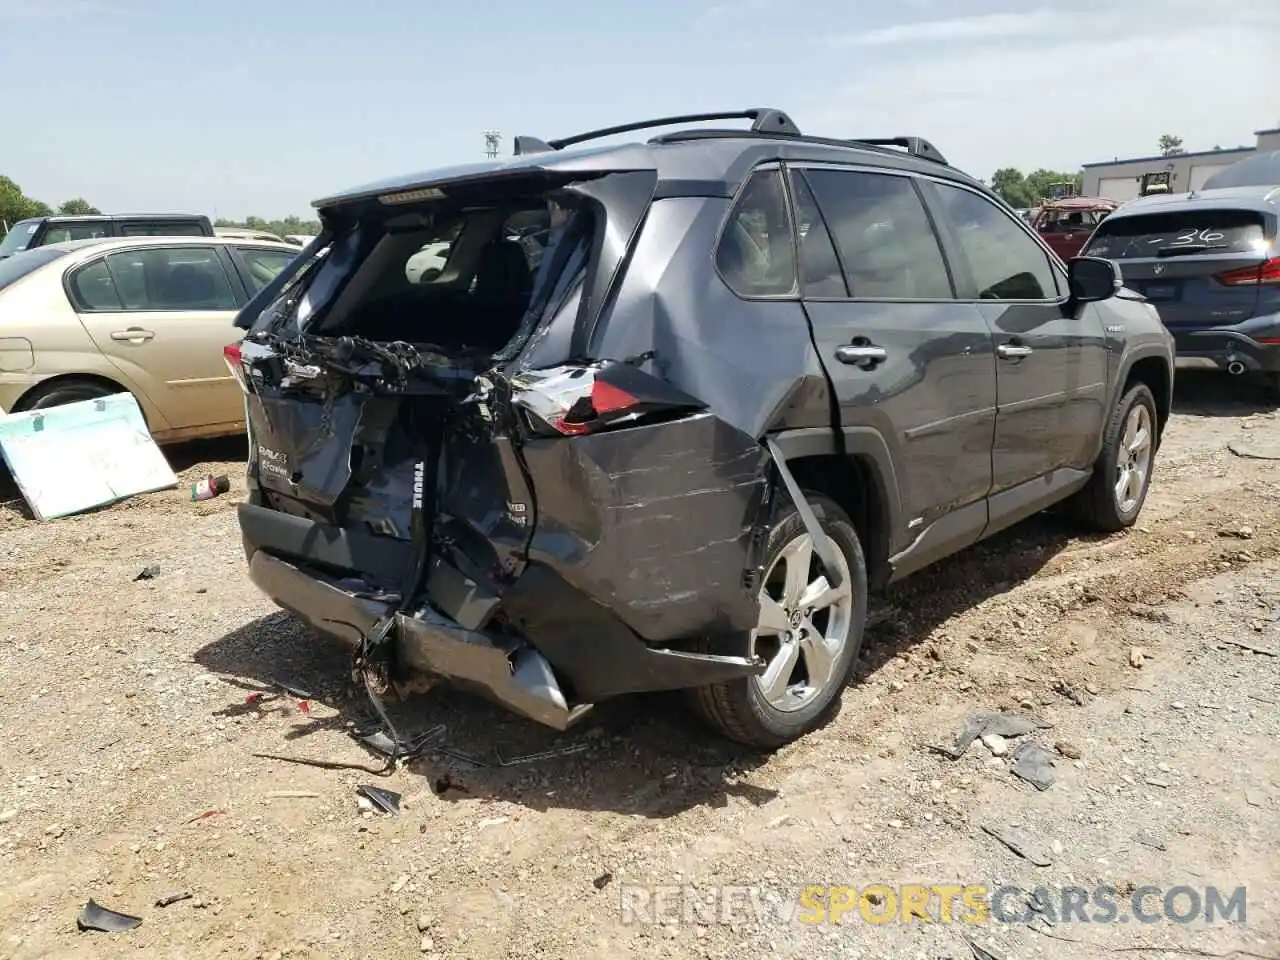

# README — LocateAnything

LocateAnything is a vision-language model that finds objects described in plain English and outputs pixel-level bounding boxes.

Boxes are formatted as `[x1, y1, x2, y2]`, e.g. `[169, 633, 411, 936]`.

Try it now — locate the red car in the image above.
[1032, 197, 1119, 259]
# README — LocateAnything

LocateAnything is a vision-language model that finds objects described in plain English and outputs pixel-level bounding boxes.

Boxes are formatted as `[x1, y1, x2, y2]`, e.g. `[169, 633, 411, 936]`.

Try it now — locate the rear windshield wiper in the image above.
[1155, 243, 1231, 257]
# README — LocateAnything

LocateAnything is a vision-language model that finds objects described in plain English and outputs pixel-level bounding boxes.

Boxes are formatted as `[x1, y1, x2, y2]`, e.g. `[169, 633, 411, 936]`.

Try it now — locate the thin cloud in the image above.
[833, 10, 1069, 46]
[0, 0, 105, 18]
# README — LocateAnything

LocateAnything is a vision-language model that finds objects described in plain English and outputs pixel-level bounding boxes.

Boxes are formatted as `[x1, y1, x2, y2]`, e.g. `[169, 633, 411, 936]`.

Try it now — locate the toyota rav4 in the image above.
[228, 109, 1175, 749]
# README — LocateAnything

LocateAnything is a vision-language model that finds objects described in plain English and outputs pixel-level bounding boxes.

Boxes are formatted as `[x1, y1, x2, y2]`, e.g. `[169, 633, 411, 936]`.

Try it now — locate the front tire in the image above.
[1067, 382, 1158, 532]
[687, 493, 868, 749]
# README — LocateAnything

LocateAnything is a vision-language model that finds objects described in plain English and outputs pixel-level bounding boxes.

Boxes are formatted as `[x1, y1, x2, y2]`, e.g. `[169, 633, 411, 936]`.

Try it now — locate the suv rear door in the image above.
[787, 164, 997, 566]
[923, 180, 1110, 504]
[1082, 206, 1275, 336]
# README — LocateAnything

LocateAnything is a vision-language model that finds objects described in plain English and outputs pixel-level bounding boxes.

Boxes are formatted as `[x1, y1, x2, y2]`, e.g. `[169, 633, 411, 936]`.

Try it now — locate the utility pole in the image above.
[483, 130, 501, 159]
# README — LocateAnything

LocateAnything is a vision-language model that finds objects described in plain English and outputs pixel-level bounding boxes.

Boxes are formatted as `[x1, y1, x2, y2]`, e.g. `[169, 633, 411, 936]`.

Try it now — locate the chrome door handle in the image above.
[997, 343, 1033, 359]
[111, 328, 155, 343]
[835, 345, 887, 367]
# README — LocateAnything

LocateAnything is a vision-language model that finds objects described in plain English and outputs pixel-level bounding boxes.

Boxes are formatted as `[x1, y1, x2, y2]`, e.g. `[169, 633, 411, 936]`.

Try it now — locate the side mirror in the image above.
[1067, 256, 1121, 303]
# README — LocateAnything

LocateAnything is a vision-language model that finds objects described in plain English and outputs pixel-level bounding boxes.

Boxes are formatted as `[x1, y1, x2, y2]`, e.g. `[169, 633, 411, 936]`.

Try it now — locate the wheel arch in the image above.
[767, 426, 902, 591]
[1117, 351, 1173, 444]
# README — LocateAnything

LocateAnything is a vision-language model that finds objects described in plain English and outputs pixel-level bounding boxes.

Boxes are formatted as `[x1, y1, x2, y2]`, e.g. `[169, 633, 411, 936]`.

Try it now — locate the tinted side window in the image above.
[790, 172, 847, 298]
[118, 221, 207, 237]
[716, 168, 797, 297]
[235, 248, 296, 294]
[41, 223, 110, 245]
[99, 247, 237, 311]
[69, 260, 124, 310]
[803, 169, 953, 300]
[932, 183, 1059, 300]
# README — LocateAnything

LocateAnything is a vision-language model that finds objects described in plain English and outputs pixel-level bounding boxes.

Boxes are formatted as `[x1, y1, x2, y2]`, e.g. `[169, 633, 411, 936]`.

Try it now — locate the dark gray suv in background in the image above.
[227, 108, 1175, 749]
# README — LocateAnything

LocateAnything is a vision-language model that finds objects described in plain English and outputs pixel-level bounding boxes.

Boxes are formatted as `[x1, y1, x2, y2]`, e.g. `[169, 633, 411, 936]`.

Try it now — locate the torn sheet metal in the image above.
[518, 411, 768, 641]
[0, 392, 177, 520]
[77, 899, 142, 933]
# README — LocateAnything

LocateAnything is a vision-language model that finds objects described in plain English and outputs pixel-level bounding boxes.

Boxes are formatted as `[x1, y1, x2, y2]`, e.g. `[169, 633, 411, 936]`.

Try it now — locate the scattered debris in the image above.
[932, 712, 1048, 759]
[0, 808, 16, 824]
[1220, 638, 1278, 657]
[134, 565, 161, 582]
[77, 899, 142, 933]
[981, 733, 1009, 757]
[593, 872, 614, 890]
[155, 890, 192, 908]
[266, 790, 320, 800]
[360, 725, 446, 760]
[1129, 647, 1149, 669]
[962, 932, 1008, 960]
[1050, 678, 1087, 706]
[1010, 741, 1057, 791]
[1054, 741, 1082, 760]
[1244, 785, 1265, 808]
[980, 823, 1053, 867]
[190, 474, 231, 502]
[1218, 525, 1255, 540]
[479, 816, 508, 829]
[1229, 442, 1280, 460]
[495, 742, 591, 766]
[1145, 777, 1171, 789]
[185, 809, 226, 824]
[390, 875, 410, 894]
[356, 784, 402, 815]
[1171, 700, 1188, 710]
[1136, 830, 1168, 851]
[434, 775, 470, 796]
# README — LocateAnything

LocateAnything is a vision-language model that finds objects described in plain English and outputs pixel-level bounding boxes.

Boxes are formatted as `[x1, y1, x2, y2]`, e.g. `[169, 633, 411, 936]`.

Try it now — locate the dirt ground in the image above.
[0, 371, 1278, 960]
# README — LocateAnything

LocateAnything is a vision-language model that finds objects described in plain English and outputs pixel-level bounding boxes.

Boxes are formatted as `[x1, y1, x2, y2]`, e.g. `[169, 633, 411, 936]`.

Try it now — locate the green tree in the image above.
[57, 198, 101, 215]
[990, 168, 1033, 207]
[1159, 134, 1185, 156]
[0, 176, 52, 231]
[989, 168, 1084, 206]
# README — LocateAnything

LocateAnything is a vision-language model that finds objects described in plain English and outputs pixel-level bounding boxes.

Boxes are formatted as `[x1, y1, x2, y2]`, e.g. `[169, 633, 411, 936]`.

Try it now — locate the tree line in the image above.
[1, 175, 100, 229]
[214, 215, 321, 238]
[0, 174, 320, 239]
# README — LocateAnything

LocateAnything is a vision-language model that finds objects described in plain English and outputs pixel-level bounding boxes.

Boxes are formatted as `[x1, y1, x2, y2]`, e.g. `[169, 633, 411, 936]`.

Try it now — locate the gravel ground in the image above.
[0, 372, 1277, 960]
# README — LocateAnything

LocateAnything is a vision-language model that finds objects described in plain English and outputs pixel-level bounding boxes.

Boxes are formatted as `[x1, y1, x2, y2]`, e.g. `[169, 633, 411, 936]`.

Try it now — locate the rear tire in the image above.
[20, 378, 119, 411]
[686, 493, 868, 750]
[1066, 382, 1158, 532]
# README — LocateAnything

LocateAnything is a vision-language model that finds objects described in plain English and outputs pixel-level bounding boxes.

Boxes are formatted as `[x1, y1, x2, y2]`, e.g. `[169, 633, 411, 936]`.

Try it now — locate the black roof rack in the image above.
[512, 108, 802, 156]
[854, 137, 947, 165]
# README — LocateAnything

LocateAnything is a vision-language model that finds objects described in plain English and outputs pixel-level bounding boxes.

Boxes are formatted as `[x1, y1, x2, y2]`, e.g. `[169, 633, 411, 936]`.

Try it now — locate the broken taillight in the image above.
[1215, 257, 1280, 286]
[514, 362, 705, 437]
[224, 342, 249, 393]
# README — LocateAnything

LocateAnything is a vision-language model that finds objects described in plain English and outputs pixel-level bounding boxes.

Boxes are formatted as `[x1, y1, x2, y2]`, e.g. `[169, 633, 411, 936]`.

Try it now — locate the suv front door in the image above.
[790, 165, 997, 570]
[923, 181, 1109, 521]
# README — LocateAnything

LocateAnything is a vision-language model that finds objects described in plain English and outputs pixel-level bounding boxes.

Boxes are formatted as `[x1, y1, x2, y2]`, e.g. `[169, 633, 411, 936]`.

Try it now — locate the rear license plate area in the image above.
[1140, 282, 1179, 301]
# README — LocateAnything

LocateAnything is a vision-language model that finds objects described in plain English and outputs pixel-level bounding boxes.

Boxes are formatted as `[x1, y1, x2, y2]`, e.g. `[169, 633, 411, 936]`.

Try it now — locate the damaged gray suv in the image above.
[229, 109, 1175, 749]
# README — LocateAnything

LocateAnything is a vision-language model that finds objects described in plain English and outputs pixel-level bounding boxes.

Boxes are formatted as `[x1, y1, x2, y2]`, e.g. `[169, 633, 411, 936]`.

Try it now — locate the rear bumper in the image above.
[247, 548, 590, 730]
[240, 502, 764, 727]
[1171, 317, 1280, 374]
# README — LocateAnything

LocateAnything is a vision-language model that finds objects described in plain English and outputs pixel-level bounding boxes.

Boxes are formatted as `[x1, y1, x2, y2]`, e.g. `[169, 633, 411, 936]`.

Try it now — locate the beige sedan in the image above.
[0, 236, 298, 442]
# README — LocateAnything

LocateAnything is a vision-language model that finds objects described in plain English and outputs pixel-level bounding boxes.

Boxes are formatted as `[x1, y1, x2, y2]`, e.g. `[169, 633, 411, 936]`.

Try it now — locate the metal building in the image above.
[1081, 127, 1280, 201]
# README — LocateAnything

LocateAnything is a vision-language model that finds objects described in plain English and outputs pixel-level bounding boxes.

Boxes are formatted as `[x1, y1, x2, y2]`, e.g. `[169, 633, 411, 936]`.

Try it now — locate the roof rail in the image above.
[852, 137, 948, 165]
[512, 108, 801, 156]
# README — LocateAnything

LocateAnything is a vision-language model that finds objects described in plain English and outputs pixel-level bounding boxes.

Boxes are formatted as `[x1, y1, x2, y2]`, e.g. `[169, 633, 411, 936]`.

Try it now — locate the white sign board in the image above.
[0, 392, 178, 520]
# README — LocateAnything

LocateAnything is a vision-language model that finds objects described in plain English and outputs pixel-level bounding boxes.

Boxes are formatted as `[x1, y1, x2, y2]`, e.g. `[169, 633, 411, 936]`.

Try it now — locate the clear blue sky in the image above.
[4, 0, 1278, 219]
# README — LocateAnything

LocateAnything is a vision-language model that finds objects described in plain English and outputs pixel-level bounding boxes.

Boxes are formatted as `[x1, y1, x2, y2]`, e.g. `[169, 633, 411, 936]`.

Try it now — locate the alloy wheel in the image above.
[751, 531, 855, 713]
[1114, 404, 1153, 514]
